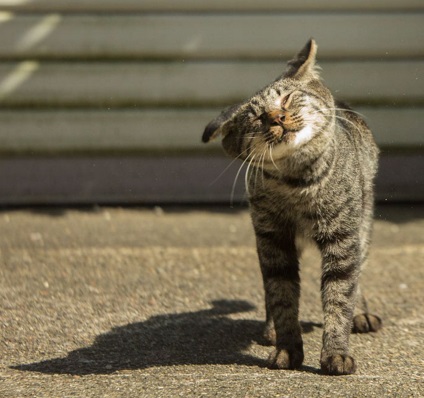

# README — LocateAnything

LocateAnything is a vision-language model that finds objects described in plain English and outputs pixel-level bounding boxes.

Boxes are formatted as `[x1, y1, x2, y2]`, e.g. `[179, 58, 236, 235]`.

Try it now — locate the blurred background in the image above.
[0, 0, 423, 205]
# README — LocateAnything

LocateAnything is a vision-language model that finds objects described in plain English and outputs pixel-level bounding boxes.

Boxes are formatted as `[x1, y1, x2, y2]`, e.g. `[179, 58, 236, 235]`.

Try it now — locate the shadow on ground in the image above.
[12, 300, 321, 375]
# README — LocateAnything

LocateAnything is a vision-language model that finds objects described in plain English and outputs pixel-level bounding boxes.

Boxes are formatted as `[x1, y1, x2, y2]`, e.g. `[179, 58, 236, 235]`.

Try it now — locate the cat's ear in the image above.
[202, 103, 242, 143]
[284, 39, 320, 81]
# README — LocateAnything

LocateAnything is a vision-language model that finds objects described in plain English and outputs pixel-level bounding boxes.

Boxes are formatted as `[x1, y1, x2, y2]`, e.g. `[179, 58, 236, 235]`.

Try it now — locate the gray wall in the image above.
[0, 1, 423, 204]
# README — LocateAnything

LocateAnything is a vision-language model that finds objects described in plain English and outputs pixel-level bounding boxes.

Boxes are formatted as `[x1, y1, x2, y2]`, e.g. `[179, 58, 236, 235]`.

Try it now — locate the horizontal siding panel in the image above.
[0, 61, 422, 107]
[363, 108, 424, 147]
[0, 3, 421, 205]
[0, 109, 220, 153]
[0, 108, 422, 154]
[0, 155, 422, 204]
[1, 0, 423, 12]
[0, 14, 422, 60]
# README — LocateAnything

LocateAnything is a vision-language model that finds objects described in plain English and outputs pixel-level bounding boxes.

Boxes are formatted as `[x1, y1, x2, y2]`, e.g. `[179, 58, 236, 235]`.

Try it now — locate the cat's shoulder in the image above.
[335, 100, 375, 139]
[336, 100, 378, 158]
[335, 100, 369, 130]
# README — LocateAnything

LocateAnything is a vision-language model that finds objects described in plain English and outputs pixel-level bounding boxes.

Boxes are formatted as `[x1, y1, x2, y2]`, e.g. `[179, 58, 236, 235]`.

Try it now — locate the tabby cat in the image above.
[202, 39, 382, 375]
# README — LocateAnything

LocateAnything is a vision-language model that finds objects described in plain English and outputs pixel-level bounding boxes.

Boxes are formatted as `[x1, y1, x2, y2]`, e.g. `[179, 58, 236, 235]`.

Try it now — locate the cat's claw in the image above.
[320, 353, 356, 375]
[268, 345, 304, 370]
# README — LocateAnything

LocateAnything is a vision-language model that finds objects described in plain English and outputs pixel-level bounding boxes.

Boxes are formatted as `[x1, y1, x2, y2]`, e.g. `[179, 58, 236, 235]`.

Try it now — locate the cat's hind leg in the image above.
[352, 286, 382, 333]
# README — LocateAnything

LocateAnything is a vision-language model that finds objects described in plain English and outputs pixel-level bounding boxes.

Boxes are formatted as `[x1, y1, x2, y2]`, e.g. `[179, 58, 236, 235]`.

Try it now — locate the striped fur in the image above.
[202, 39, 381, 375]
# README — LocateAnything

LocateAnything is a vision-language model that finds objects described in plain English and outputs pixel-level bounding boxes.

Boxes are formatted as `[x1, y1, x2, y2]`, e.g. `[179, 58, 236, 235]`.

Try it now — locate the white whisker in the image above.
[230, 150, 255, 207]
[269, 145, 280, 171]
[209, 145, 251, 186]
[316, 106, 365, 119]
[253, 151, 263, 191]
[245, 154, 256, 197]
[306, 109, 364, 138]
[260, 148, 267, 186]
[311, 107, 364, 134]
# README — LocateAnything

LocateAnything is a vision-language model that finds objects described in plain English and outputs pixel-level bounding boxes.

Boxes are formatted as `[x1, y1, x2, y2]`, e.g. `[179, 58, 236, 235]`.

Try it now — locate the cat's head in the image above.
[202, 39, 335, 160]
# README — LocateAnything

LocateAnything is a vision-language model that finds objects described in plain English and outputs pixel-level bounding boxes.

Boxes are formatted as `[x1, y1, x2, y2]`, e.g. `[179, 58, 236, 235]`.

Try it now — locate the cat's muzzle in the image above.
[266, 110, 288, 143]
[267, 110, 286, 127]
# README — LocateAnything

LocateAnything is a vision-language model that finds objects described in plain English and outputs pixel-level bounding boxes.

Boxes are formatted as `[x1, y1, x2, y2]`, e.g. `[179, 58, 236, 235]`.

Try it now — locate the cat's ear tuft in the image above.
[201, 103, 241, 143]
[202, 119, 223, 143]
[284, 39, 320, 81]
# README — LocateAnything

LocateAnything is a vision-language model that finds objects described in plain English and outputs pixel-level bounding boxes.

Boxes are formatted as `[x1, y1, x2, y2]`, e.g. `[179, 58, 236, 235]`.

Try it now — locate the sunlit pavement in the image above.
[1, 205, 423, 397]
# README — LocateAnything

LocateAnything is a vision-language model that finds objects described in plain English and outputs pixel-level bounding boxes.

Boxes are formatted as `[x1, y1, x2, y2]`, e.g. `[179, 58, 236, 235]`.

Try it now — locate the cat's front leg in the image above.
[317, 234, 361, 375]
[254, 222, 304, 370]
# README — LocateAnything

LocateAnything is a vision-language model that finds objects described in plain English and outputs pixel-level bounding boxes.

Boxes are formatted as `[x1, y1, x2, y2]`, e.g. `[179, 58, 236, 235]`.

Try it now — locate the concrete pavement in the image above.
[0, 205, 423, 397]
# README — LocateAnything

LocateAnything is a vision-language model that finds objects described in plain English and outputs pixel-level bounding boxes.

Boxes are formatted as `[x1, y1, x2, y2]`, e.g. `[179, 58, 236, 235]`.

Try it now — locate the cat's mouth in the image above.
[267, 125, 299, 144]
[276, 128, 289, 143]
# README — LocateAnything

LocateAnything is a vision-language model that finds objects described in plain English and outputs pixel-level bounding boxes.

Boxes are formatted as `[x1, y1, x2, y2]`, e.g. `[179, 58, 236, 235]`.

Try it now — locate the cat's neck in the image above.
[267, 124, 336, 182]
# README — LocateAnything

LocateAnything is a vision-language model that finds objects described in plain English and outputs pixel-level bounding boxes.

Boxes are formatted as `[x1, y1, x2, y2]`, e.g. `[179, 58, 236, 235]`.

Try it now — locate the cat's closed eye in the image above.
[281, 92, 295, 110]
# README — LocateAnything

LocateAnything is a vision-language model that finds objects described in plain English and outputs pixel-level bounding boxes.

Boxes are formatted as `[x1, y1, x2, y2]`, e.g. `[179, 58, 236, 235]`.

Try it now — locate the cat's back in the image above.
[335, 101, 379, 167]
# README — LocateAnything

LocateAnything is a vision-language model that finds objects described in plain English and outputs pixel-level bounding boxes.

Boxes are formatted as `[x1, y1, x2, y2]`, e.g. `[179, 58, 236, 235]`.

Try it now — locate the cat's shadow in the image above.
[11, 300, 321, 375]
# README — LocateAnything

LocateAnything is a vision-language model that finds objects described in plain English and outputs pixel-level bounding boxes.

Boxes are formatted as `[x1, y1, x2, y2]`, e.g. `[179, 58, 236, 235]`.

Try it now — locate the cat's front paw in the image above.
[320, 353, 356, 375]
[268, 344, 304, 370]
[352, 313, 382, 333]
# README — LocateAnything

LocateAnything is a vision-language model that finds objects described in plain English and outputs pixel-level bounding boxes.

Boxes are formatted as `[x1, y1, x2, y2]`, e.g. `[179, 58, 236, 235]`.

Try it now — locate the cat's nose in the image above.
[267, 110, 286, 126]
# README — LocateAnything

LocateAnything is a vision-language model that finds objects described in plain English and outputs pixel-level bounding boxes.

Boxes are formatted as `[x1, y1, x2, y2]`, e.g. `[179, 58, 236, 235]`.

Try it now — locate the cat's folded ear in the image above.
[201, 103, 242, 143]
[284, 39, 320, 81]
